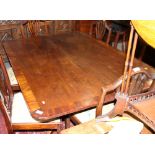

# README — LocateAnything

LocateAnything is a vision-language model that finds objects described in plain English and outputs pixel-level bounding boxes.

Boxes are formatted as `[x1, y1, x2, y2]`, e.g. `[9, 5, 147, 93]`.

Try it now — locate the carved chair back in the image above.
[117, 67, 154, 96]
[0, 57, 13, 114]
[20, 20, 49, 38]
[0, 57, 14, 134]
[95, 20, 106, 40]
[89, 20, 106, 40]
[89, 20, 127, 51]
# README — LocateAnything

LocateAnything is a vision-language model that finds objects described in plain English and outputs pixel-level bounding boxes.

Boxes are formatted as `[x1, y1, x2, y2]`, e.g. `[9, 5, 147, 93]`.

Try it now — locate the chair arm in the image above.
[96, 77, 122, 117]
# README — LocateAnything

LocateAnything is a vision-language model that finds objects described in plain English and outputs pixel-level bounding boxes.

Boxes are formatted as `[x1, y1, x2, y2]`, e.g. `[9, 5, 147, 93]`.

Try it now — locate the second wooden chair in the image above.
[20, 20, 50, 38]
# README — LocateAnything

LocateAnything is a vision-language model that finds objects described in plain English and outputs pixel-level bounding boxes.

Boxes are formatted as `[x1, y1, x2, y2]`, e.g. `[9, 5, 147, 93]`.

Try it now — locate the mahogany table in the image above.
[3, 32, 154, 122]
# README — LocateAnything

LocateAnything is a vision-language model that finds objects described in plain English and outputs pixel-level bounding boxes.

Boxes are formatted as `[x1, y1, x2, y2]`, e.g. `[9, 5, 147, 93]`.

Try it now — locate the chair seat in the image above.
[105, 116, 144, 134]
[4, 62, 18, 86]
[11, 92, 60, 123]
[74, 103, 114, 123]
[61, 116, 143, 134]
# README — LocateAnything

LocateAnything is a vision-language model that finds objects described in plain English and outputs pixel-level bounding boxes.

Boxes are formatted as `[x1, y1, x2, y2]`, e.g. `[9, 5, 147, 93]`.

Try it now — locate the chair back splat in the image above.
[89, 20, 129, 52]
[20, 20, 49, 38]
[0, 57, 13, 114]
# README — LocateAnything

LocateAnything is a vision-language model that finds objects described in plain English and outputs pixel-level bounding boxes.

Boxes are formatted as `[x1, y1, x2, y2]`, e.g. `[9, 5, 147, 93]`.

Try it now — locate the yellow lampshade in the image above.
[132, 20, 155, 48]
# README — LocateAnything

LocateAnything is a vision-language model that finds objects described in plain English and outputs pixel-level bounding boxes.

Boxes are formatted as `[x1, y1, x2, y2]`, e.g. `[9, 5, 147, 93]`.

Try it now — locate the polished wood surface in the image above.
[3, 32, 154, 122]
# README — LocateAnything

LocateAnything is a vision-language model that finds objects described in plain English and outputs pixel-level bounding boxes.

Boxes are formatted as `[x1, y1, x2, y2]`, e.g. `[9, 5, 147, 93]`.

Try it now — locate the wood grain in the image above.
[3, 32, 154, 121]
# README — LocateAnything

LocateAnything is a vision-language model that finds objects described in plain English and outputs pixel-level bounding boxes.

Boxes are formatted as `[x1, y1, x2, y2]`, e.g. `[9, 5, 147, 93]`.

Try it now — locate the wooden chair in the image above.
[96, 67, 155, 133]
[71, 67, 155, 128]
[0, 21, 20, 41]
[90, 21, 129, 52]
[0, 43, 20, 91]
[89, 20, 106, 40]
[54, 20, 76, 34]
[105, 21, 128, 51]
[0, 99, 61, 134]
[64, 67, 155, 134]
[0, 22, 21, 91]
[20, 20, 50, 38]
[93, 23, 155, 133]
[104, 21, 129, 52]
[0, 56, 62, 134]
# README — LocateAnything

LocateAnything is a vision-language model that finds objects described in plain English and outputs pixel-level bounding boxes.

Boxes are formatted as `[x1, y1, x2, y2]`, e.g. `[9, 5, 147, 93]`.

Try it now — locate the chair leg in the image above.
[106, 29, 112, 45]
[45, 23, 49, 35]
[64, 117, 71, 129]
[114, 32, 120, 49]
[10, 29, 14, 40]
[122, 33, 126, 52]
[89, 23, 93, 36]
[20, 25, 26, 39]
[70, 115, 81, 125]
[138, 45, 146, 60]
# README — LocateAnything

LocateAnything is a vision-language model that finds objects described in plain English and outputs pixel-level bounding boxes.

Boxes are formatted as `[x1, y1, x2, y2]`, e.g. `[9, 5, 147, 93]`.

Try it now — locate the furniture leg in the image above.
[114, 32, 120, 49]
[106, 29, 111, 44]
[65, 117, 71, 129]
[70, 115, 81, 125]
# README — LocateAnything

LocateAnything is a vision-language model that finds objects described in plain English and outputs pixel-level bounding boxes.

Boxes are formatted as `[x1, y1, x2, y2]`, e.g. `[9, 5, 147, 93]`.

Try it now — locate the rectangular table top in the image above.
[3, 32, 154, 121]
